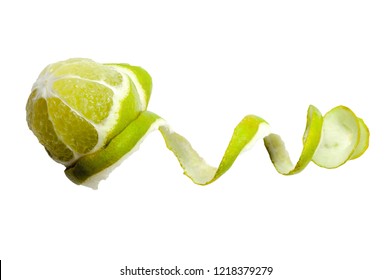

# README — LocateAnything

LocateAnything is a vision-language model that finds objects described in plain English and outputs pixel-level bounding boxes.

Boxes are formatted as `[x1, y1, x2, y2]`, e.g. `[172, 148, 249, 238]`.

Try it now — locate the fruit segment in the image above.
[52, 78, 114, 123]
[46, 97, 98, 154]
[26, 93, 74, 163]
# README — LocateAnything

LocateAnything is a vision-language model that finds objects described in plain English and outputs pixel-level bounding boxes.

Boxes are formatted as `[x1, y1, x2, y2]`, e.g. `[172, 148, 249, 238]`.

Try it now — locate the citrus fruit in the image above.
[26, 58, 151, 165]
[26, 58, 369, 189]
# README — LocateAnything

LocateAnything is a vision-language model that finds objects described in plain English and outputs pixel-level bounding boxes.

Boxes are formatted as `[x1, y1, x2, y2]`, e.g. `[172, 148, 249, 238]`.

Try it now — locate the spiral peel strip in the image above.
[65, 106, 369, 189]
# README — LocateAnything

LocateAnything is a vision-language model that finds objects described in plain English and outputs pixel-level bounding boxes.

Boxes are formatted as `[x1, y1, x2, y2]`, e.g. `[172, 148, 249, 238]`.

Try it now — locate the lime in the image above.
[27, 58, 369, 188]
[26, 58, 150, 165]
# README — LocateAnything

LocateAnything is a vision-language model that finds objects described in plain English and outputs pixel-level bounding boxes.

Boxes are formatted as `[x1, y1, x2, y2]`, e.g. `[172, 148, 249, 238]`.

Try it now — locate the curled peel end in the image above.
[312, 106, 369, 169]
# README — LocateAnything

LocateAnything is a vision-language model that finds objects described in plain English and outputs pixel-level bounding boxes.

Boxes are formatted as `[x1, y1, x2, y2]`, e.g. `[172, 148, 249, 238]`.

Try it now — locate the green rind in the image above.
[289, 105, 323, 174]
[263, 105, 323, 175]
[106, 63, 153, 108]
[125, 65, 153, 106]
[159, 115, 269, 185]
[350, 118, 370, 160]
[213, 115, 268, 183]
[104, 66, 145, 143]
[65, 111, 160, 185]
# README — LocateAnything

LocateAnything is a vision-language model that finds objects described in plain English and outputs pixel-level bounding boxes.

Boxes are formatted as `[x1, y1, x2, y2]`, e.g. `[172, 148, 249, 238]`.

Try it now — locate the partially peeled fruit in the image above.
[26, 58, 369, 189]
[26, 58, 151, 166]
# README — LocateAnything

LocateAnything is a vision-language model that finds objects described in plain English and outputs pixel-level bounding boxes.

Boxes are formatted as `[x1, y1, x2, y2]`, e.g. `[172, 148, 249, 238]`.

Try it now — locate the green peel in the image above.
[66, 105, 368, 189]
[27, 58, 370, 189]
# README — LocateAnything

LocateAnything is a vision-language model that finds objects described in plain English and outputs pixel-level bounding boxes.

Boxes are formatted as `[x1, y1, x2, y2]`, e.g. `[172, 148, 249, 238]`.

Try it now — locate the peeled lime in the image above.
[26, 58, 150, 165]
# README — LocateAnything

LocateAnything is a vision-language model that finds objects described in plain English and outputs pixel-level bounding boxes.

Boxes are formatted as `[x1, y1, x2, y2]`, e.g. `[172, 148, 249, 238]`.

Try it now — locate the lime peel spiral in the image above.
[26, 58, 370, 189]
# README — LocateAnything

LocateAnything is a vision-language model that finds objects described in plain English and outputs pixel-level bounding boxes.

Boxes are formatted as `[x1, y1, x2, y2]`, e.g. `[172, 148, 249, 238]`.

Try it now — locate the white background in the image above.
[0, 0, 390, 279]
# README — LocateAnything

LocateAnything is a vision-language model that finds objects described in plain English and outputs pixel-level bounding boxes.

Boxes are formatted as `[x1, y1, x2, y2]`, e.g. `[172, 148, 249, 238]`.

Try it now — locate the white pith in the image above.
[31, 61, 147, 166]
